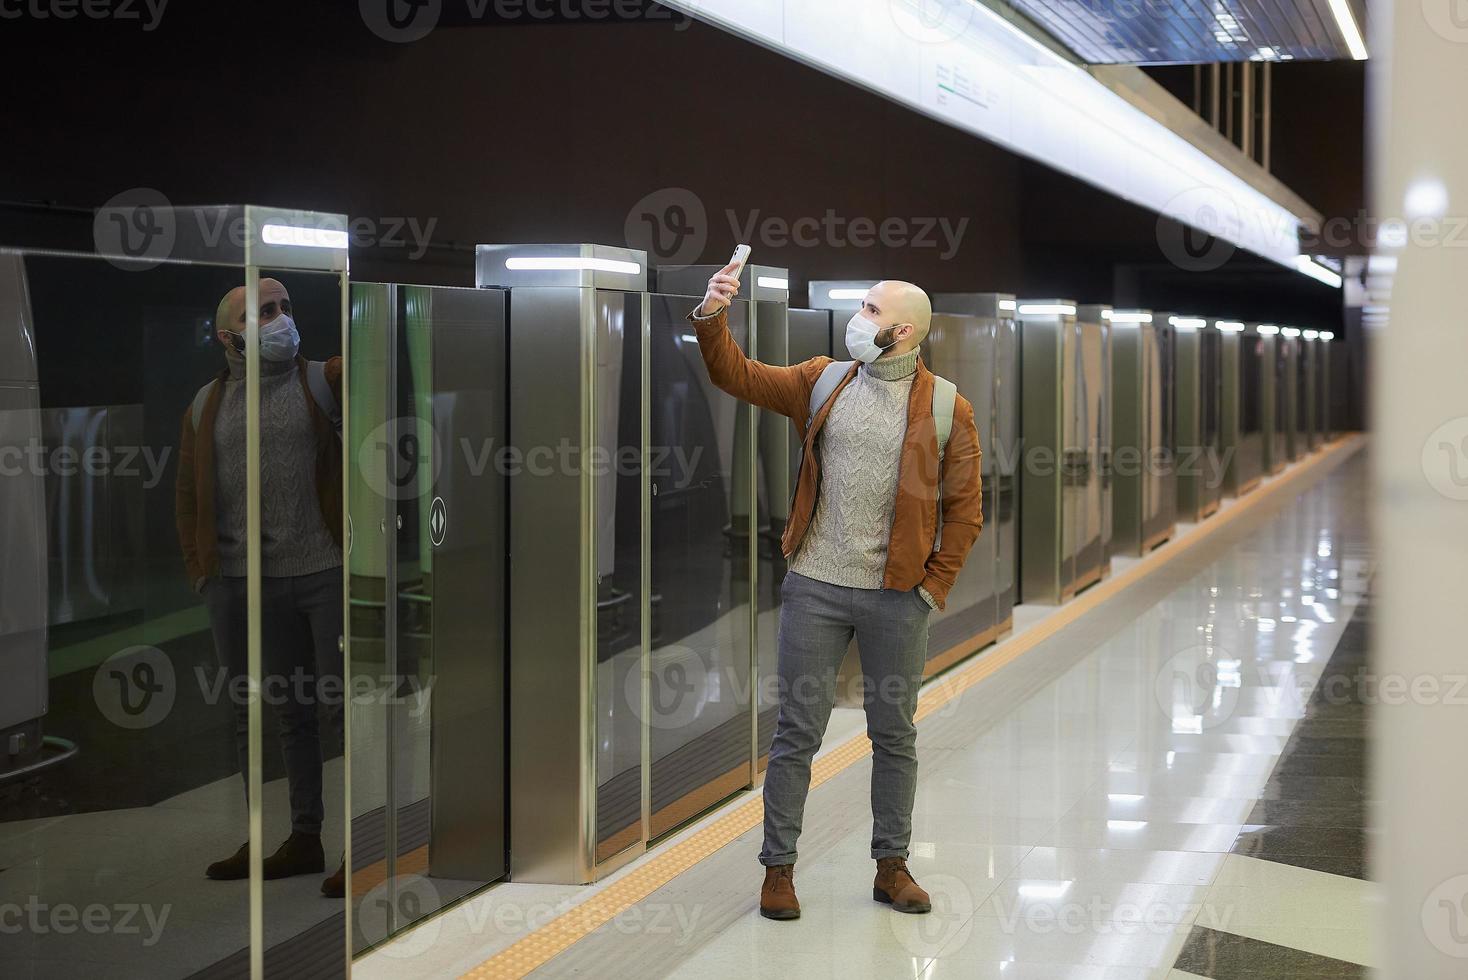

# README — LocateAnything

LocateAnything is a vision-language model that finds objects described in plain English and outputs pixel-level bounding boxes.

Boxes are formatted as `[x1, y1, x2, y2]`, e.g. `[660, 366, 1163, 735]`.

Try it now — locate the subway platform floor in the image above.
[359, 439, 1375, 980]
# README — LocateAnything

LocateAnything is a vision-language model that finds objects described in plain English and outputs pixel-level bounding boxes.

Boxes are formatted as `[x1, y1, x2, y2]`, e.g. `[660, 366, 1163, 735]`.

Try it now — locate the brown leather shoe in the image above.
[205, 842, 250, 881]
[873, 857, 931, 914]
[262, 831, 324, 880]
[759, 864, 800, 920]
[321, 858, 346, 898]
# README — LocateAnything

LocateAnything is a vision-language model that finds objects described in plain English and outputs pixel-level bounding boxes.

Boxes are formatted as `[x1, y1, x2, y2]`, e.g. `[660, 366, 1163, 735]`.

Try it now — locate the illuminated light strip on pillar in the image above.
[505, 256, 643, 275]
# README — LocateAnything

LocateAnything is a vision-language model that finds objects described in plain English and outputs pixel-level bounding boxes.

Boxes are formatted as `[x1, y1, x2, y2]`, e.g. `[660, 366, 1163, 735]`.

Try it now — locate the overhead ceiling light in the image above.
[1281, 327, 1302, 337]
[756, 276, 789, 290]
[1303, 329, 1320, 340]
[1320, 331, 1335, 340]
[1295, 255, 1344, 288]
[1107, 311, 1153, 324]
[505, 256, 642, 275]
[1169, 316, 1206, 330]
[1216, 320, 1245, 332]
[827, 288, 869, 300]
[998, 299, 1018, 312]
[1257, 324, 1280, 335]
[1019, 303, 1077, 316]
[1327, 0, 1368, 60]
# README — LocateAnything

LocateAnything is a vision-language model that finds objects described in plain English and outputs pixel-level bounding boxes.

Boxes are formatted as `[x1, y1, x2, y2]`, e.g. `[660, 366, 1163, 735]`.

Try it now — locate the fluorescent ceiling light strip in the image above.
[756, 275, 789, 290]
[827, 288, 869, 300]
[998, 299, 1017, 311]
[1019, 304, 1076, 316]
[1281, 327, 1302, 337]
[505, 256, 642, 275]
[1169, 316, 1206, 330]
[1257, 324, 1280, 335]
[1295, 255, 1344, 288]
[1327, 0, 1369, 60]
[674, 0, 1311, 269]
[261, 223, 349, 249]
[1216, 320, 1245, 332]
[1107, 311, 1153, 323]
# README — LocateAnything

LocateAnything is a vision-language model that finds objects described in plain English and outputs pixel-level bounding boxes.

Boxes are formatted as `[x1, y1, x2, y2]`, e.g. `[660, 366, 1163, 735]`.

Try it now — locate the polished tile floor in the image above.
[358, 446, 1375, 979]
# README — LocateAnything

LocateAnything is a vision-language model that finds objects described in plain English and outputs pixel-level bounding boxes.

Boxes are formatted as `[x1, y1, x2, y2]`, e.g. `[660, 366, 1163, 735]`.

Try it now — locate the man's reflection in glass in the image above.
[174, 278, 346, 897]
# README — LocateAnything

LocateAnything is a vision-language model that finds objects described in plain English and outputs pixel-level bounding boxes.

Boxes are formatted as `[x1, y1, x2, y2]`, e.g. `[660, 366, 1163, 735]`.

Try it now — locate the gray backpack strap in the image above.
[190, 380, 218, 431]
[806, 360, 855, 430]
[931, 374, 958, 552]
[305, 360, 342, 434]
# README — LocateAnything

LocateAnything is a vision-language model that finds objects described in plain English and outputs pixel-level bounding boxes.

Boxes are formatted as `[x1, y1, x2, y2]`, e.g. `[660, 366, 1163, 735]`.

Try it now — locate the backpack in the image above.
[805, 360, 958, 552]
[191, 359, 341, 434]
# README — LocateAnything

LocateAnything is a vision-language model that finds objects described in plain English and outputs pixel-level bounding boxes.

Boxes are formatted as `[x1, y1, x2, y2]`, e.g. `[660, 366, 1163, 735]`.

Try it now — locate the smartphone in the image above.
[728, 243, 752, 279]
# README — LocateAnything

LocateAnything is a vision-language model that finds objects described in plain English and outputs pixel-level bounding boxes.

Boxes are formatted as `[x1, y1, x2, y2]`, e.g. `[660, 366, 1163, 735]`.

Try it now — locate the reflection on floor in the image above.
[356, 442, 1375, 980]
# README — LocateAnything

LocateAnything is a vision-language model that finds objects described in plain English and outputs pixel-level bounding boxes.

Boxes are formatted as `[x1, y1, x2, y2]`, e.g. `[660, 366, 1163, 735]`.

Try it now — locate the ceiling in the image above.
[1004, 0, 1368, 64]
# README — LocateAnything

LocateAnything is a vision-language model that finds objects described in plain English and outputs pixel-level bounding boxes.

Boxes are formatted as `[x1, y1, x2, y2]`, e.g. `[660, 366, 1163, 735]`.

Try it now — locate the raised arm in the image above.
[688, 261, 826, 421]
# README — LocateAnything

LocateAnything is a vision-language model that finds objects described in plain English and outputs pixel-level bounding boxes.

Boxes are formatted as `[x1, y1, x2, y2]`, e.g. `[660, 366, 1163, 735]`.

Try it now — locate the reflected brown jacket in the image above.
[688, 307, 982, 610]
[174, 355, 344, 586]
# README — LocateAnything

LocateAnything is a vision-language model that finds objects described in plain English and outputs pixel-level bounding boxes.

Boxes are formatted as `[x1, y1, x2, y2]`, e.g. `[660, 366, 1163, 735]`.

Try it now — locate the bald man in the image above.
[690, 267, 983, 921]
[175, 278, 347, 895]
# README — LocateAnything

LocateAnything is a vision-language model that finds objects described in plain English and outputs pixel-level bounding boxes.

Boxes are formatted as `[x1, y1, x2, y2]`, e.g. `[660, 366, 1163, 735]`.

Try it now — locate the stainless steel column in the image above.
[1105, 309, 1176, 555]
[1259, 324, 1287, 472]
[924, 293, 1006, 674]
[1280, 328, 1302, 461]
[1316, 332, 1333, 442]
[1018, 301, 1081, 605]
[1301, 330, 1321, 451]
[0, 255, 48, 768]
[477, 243, 648, 884]
[1076, 305, 1113, 588]
[1218, 319, 1264, 496]
[1172, 315, 1223, 522]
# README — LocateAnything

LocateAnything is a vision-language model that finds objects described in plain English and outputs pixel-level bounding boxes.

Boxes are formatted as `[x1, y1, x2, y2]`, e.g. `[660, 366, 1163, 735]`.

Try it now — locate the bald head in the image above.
[214, 278, 291, 352]
[861, 280, 932, 356]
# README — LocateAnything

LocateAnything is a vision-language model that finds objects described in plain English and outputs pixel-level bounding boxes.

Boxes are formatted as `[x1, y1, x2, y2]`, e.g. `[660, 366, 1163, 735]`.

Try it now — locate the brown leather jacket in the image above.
[175, 355, 344, 586]
[689, 308, 982, 610]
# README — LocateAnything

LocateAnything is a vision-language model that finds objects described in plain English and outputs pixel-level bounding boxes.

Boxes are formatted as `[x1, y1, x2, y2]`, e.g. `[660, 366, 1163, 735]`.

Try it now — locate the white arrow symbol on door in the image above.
[430, 496, 447, 547]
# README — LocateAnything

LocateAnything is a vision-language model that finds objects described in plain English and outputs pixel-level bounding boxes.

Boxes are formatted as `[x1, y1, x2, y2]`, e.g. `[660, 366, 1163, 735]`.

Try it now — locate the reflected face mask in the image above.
[259, 314, 300, 361]
[844, 312, 899, 364]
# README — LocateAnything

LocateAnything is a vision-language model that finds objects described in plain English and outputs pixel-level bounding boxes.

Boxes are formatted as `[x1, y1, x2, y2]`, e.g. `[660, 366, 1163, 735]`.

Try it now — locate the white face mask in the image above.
[259, 313, 301, 362]
[844, 312, 899, 364]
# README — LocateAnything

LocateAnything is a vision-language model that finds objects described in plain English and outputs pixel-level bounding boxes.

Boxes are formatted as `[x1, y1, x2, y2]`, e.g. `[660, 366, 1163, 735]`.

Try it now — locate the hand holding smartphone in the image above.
[700, 243, 753, 315]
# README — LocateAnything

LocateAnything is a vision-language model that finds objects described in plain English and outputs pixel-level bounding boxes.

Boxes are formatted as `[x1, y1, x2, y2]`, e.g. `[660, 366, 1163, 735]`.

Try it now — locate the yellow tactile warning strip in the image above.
[459, 435, 1364, 980]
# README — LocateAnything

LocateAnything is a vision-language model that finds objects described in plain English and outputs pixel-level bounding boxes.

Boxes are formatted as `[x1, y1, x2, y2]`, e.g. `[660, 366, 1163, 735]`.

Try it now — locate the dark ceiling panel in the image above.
[1006, 0, 1367, 64]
